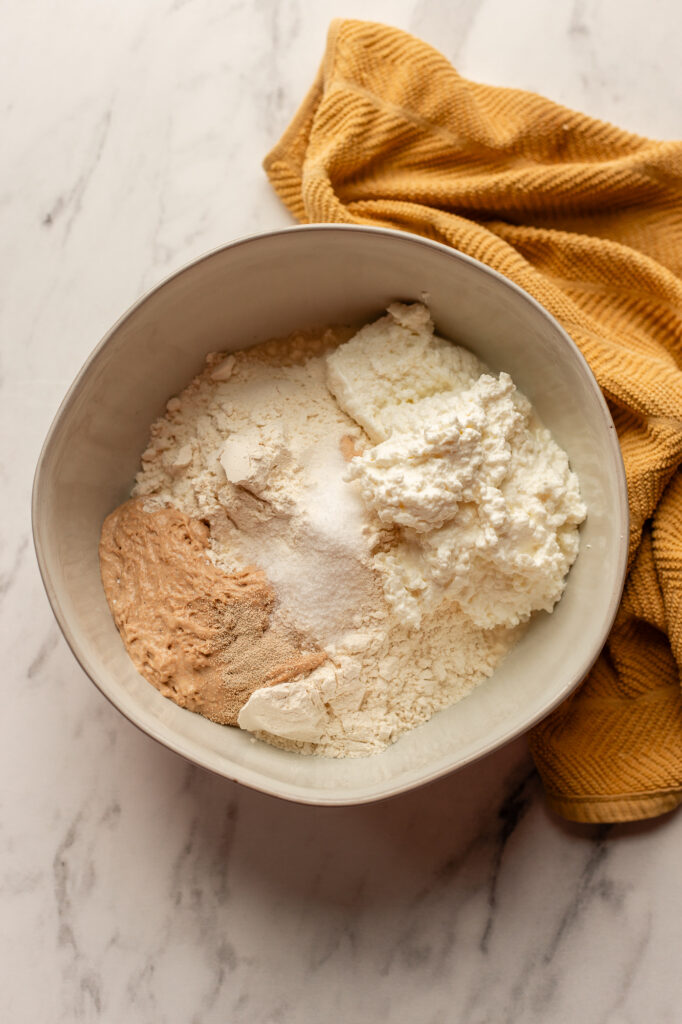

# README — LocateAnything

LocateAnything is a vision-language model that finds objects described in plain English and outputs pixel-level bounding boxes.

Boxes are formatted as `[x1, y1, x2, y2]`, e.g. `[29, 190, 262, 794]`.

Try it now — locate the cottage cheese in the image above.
[326, 304, 586, 630]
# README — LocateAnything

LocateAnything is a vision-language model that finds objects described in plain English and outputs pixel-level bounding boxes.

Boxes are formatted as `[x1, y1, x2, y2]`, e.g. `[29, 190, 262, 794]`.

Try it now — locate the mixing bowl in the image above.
[32, 225, 628, 804]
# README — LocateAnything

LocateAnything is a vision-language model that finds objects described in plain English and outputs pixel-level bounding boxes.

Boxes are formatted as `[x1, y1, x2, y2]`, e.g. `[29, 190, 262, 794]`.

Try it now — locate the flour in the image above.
[238, 604, 519, 756]
[131, 306, 586, 758]
[133, 327, 379, 646]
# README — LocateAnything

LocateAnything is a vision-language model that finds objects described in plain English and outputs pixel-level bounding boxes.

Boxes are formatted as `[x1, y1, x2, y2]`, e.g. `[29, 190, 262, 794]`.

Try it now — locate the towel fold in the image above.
[263, 19, 682, 823]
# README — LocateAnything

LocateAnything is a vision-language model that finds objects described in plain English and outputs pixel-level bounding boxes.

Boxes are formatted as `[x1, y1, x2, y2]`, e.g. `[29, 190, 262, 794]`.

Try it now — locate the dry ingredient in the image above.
[99, 499, 325, 724]
[99, 303, 586, 757]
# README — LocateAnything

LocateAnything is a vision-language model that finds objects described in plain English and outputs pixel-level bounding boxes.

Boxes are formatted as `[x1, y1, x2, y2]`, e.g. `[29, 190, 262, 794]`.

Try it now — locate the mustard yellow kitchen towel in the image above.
[263, 19, 682, 824]
[262, 18, 679, 823]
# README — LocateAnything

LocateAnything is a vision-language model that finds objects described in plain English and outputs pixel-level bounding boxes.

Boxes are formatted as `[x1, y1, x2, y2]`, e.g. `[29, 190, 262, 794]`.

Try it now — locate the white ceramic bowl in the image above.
[33, 225, 628, 804]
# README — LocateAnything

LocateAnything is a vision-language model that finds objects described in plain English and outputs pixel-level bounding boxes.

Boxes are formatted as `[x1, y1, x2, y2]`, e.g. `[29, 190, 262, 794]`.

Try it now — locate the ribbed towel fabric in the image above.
[264, 19, 682, 823]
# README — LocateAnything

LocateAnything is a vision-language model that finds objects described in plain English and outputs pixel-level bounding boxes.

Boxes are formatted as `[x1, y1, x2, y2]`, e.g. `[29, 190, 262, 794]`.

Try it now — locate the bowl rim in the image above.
[32, 222, 629, 805]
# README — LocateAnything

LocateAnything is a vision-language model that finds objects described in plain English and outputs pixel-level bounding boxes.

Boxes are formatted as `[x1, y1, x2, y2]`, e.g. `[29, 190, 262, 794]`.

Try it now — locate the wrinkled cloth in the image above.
[263, 19, 682, 823]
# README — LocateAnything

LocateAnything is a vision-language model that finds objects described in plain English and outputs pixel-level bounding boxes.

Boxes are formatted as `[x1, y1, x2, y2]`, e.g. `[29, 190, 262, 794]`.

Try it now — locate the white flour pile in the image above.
[130, 303, 586, 757]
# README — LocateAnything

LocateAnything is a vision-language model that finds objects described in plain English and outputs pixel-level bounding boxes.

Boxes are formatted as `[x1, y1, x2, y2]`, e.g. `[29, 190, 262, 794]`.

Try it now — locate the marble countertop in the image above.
[4, 1, 682, 1020]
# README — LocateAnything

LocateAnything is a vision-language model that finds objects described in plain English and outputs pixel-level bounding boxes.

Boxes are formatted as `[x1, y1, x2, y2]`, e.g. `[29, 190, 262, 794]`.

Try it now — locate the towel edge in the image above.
[544, 787, 682, 824]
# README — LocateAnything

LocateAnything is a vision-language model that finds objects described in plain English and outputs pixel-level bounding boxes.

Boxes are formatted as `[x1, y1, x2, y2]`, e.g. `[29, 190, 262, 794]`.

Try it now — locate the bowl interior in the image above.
[33, 226, 627, 804]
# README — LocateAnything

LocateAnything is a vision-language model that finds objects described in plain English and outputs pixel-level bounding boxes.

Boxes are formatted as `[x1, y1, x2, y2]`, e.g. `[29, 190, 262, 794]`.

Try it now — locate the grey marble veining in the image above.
[3, 0, 682, 1020]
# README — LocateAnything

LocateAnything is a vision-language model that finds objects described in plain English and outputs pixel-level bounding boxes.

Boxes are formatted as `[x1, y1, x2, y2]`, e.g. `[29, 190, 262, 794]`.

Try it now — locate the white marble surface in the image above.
[3, 0, 682, 1020]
